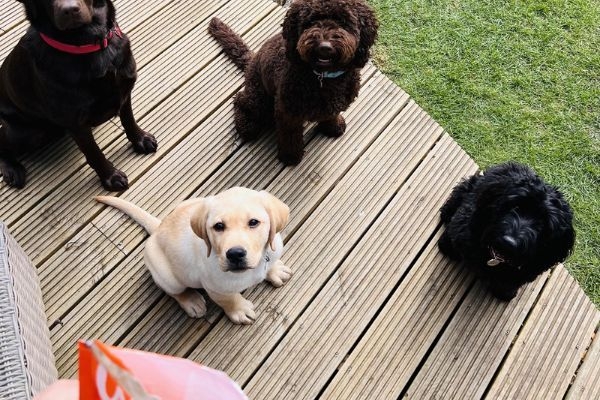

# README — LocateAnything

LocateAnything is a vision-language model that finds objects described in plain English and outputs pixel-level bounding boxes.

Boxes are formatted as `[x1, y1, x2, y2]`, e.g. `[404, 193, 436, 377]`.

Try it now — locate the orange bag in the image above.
[75, 340, 247, 400]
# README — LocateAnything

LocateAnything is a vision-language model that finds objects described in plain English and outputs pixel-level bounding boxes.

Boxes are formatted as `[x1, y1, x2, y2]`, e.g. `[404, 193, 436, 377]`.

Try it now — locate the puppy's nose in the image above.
[226, 247, 247, 262]
[316, 42, 335, 57]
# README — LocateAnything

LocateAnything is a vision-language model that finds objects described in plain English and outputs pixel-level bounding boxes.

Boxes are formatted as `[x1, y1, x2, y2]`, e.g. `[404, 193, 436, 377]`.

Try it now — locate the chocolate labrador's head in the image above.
[17, 0, 114, 31]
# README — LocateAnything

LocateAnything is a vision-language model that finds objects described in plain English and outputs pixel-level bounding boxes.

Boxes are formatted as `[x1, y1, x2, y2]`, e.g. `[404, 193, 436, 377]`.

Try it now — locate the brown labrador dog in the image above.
[0, 0, 157, 191]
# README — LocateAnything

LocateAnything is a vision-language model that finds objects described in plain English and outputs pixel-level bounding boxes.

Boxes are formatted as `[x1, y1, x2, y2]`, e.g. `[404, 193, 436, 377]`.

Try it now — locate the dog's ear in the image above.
[259, 191, 290, 250]
[539, 190, 575, 267]
[282, 1, 308, 62]
[190, 199, 212, 257]
[351, 0, 379, 68]
[17, 0, 38, 21]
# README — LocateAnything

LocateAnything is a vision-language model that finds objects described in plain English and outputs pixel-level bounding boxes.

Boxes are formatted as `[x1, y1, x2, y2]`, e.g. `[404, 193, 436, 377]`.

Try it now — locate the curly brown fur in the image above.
[0, 0, 156, 191]
[208, 0, 377, 165]
[439, 162, 575, 300]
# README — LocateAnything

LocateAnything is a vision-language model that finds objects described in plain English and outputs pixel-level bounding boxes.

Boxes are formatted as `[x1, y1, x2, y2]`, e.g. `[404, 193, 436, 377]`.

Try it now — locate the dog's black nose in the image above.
[316, 42, 335, 57]
[226, 247, 247, 262]
[58, 1, 81, 17]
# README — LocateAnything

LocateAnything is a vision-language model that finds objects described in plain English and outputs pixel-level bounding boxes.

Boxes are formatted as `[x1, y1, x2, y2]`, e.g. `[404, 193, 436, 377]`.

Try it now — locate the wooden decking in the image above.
[1, 1, 599, 398]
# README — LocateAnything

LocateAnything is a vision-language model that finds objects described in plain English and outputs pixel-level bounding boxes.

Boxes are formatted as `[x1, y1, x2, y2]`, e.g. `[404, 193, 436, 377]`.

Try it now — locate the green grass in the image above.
[368, 0, 600, 305]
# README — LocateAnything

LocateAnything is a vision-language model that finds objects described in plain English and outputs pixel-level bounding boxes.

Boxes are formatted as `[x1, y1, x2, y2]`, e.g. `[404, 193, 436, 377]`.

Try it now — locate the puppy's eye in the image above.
[214, 222, 225, 232]
[248, 219, 260, 228]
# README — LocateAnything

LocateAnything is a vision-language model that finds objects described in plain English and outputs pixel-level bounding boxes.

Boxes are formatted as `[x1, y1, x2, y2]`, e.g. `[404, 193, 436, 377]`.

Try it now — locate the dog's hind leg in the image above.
[440, 174, 481, 222]
[233, 64, 273, 141]
[70, 128, 129, 191]
[315, 114, 346, 138]
[275, 107, 304, 165]
[488, 279, 519, 301]
[0, 123, 27, 188]
[119, 94, 157, 154]
[438, 230, 461, 260]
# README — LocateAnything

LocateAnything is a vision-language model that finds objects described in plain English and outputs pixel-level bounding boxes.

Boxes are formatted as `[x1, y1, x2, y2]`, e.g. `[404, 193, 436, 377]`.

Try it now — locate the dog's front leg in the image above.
[0, 126, 26, 188]
[275, 109, 304, 166]
[70, 128, 128, 191]
[315, 114, 346, 138]
[266, 259, 293, 287]
[119, 94, 157, 154]
[206, 289, 256, 325]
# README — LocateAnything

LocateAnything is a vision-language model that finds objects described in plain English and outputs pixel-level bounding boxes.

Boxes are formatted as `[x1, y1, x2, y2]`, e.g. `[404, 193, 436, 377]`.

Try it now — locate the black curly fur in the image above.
[439, 162, 575, 300]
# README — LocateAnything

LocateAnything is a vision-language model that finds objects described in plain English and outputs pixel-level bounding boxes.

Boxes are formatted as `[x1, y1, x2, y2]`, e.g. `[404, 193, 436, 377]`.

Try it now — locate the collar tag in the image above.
[313, 70, 346, 88]
[487, 258, 501, 267]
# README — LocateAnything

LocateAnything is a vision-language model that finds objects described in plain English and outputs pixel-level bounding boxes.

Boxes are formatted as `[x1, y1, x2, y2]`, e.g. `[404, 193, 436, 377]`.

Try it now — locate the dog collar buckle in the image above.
[315, 72, 324, 87]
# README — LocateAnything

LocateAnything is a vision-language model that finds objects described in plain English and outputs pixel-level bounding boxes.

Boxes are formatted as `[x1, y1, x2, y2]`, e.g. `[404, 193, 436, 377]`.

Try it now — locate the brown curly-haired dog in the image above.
[208, 0, 377, 165]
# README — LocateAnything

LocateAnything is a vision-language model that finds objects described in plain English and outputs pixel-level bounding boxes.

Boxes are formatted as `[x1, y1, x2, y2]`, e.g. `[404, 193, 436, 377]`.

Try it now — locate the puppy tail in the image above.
[95, 196, 161, 234]
[208, 17, 252, 71]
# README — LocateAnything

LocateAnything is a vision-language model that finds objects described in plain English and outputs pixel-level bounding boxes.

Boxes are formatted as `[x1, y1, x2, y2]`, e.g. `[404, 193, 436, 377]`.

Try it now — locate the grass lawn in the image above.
[368, 0, 600, 305]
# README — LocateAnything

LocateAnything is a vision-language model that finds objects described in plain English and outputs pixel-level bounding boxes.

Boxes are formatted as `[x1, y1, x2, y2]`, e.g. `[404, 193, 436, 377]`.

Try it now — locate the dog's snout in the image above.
[226, 247, 247, 262]
[58, 1, 81, 17]
[316, 41, 335, 57]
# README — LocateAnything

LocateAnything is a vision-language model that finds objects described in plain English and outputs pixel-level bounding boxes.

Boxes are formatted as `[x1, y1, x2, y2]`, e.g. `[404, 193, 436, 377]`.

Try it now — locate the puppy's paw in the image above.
[1, 160, 27, 189]
[267, 260, 292, 288]
[225, 297, 256, 325]
[489, 283, 519, 301]
[278, 149, 304, 166]
[174, 290, 207, 318]
[101, 168, 129, 192]
[316, 115, 346, 138]
[132, 132, 158, 154]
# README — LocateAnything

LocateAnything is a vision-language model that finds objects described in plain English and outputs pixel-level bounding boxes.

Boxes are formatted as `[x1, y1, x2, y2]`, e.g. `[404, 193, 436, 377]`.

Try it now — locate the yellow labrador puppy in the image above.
[95, 187, 291, 324]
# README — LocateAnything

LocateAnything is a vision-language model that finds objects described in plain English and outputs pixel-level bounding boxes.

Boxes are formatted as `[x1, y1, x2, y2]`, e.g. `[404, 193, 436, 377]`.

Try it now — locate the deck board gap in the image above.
[481, 269, 555, 399]
[318, 223, 445, 398]
[397, 278, 479, 399]
[563, 325, 600, 399]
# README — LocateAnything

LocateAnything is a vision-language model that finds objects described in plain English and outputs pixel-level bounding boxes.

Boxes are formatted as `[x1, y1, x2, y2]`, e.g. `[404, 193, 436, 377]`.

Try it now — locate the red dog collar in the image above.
[39, 26, 123, 55]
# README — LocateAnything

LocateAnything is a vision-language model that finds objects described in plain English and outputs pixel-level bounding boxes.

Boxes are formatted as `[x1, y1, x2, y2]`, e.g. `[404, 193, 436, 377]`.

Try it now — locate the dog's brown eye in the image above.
[249, 219, 260, 228]
[214, 222, 225, 232]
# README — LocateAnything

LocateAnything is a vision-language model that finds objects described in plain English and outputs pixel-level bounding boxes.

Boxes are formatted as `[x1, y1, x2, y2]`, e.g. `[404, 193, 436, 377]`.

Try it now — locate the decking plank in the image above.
[244, 136, 478, 399]
[485, 266, 600, 400]
[403, 273, 548, 399]
[0, 21, 26, 60]
[0, 0, 24, 34]
[319, 233, 474, 400]
[568, 330, 600, 399]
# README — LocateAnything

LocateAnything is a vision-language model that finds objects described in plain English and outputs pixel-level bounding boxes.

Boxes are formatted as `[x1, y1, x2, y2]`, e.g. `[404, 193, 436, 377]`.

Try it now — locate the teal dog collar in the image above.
[313, 70, 346, 87]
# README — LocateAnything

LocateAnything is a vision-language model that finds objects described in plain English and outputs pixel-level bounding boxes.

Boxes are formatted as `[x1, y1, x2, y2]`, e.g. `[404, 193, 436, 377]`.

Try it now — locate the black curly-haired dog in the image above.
[439, 162, 575, 300]
[0, 0, 156, 191]
[208, 0, 377, 165]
